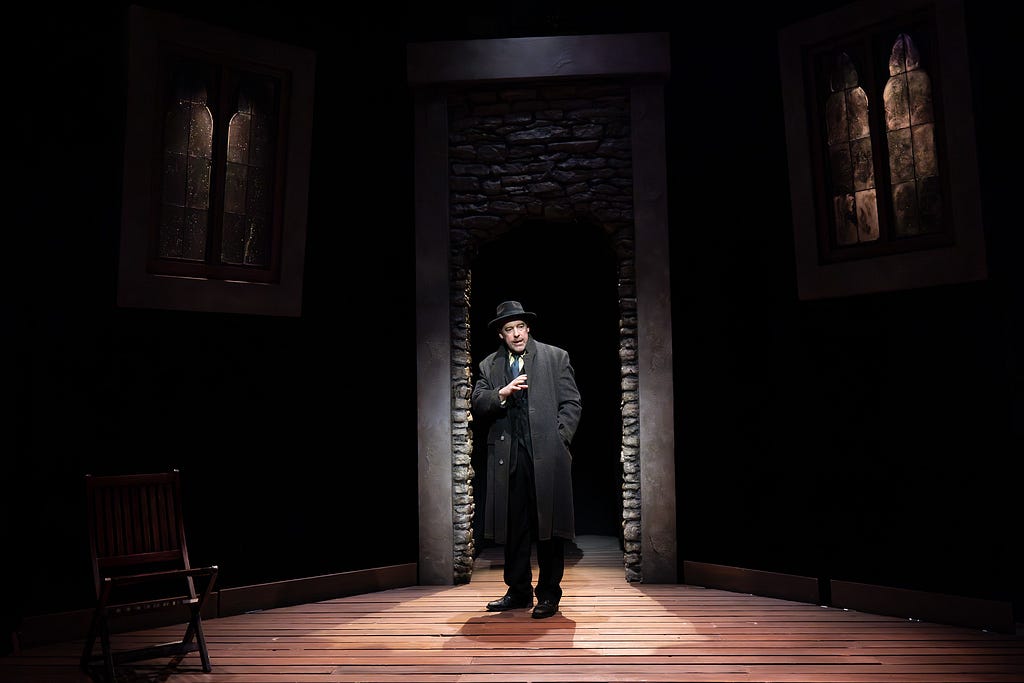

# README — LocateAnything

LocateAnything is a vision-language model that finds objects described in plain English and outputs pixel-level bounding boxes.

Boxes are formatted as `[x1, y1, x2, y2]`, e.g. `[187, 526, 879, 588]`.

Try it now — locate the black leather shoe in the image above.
[531, 599, 559, 619]
[486, 594, 533, 611]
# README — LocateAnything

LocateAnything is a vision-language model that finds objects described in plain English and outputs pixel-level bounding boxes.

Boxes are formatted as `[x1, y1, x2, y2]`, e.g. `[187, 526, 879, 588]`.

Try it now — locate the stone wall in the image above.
[445, 80, 642, 583]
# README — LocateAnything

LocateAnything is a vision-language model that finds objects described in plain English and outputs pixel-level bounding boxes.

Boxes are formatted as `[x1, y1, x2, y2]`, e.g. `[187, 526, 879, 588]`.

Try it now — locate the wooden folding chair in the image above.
[80, 470, 218, 682]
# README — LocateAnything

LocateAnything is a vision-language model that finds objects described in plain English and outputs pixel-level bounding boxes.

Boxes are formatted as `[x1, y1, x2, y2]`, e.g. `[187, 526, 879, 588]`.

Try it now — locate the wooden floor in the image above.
[2, 535, 1021, 682]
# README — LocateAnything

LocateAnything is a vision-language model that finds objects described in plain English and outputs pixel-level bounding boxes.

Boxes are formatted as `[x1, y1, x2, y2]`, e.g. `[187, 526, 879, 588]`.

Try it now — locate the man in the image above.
[471, 300, 582, 619]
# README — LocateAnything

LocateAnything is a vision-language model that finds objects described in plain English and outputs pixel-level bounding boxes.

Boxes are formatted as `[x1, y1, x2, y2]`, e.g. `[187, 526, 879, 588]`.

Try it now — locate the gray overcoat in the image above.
[471, 337, 582, 544]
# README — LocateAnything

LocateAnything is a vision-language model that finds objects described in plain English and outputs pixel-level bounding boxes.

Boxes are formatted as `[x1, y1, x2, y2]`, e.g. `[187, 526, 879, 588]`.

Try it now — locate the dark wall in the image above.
[11, 0, 425, 624]
[10, 0, 1019, 641]
[664, 0, 1019, 613]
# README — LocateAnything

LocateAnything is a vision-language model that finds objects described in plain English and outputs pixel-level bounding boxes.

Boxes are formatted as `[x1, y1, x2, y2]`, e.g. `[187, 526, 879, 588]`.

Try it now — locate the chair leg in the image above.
[189, 610, 212, 673]
[80, 613, 99, 672]
[99, 620, 115, 683]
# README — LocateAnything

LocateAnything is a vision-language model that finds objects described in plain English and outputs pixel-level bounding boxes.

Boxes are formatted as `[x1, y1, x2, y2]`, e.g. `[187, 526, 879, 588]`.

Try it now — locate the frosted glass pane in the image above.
[227, 112, 251, 164]
[855, 189, 879, 242]
[221, 215, 269, 267]
[251, 114, 271, 167]
[822, 51, 879, 250]
[826, 93, 847, 147]
[183, 208, 208, 260]
[887, 128, 914, 183]
[834, 195, 858, 246]
[884, 75, 910, 131]
[189, 105, 214, 160]
[912, 123, 938, 177]
[244, 215, 269, 266]
[219, 72, 278, 269]
[829, 144, 853, 194]
[160, 65, 213, 264]
[851, 137, 874, 191]
[221, 212, 246, 264]
[186, 158, 211, 210]
[892, 181, 920, 236]
[846, 88, 870, 140]
[162, 152, 187, 207]
[158, 205, 185, 258]
[247, 168, 271, 214]
[907, 70, 934, 125]
[224, 162, 248, 215]
[883, 32, 942, 239]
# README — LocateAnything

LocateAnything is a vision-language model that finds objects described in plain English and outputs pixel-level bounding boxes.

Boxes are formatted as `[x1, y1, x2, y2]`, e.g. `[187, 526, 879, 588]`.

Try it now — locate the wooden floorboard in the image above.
[2, 535, 1021, 682]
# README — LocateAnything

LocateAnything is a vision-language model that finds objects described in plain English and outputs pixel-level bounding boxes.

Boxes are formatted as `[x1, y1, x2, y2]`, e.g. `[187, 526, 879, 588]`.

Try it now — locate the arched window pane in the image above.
[826, 53, 879, 246]
[222, 74, 278, 267]
[884, 33, 941, 236]
[159, 65, 212, 260]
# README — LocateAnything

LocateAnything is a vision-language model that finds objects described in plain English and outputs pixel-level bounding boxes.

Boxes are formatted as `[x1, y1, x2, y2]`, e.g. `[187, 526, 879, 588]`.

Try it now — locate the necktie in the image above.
[511, 354, 521, 376]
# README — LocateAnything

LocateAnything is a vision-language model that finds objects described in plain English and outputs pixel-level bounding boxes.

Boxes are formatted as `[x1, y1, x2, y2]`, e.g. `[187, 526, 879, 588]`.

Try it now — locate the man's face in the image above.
[498, 319, 529, 354]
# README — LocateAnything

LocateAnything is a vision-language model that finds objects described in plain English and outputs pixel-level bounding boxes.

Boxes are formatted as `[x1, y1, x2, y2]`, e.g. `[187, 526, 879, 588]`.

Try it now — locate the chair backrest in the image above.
[85, 470, 194, 597]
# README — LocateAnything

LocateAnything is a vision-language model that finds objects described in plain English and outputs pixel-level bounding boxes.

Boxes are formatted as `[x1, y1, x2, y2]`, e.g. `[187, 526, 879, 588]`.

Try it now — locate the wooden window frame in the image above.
[151, 53, 288, 284]
[779, 0, 985, 300]
[118, 5, 315, 316]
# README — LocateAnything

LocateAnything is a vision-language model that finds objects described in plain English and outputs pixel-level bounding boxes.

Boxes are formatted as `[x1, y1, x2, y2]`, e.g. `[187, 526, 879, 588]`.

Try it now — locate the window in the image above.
[119, 5, 315, 316]
[808, 17, 948, 265]
[779, 0, 985, 299]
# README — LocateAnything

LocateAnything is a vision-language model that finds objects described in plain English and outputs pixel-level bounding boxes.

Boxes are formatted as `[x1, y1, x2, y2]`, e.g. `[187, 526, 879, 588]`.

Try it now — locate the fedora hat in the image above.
[489, 300, 537, 330]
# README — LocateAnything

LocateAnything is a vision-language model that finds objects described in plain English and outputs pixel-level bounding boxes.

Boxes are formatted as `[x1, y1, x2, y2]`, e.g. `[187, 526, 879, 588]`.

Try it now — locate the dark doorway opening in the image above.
[469, 220, 623, 554]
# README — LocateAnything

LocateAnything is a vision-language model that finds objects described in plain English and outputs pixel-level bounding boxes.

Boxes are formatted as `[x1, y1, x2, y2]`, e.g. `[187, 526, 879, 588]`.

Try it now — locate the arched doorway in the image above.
[469, 220, 624, 555]
[410, 31, 676, 586]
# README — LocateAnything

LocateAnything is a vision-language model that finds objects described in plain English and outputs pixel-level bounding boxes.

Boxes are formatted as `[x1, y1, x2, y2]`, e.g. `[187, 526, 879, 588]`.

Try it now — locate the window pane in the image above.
[224, 162, 248, 215]
[884, 33, 941, 236]
[250, 110, 273, 167]
[912, 122, 938, 177]
[892, 180, 920, 235]
[158, 205, 185, 258]
[907, 70, 934, 125]
[227, 112, 251, 164]
[244, 215, 270, 265]
[851, 137, 874, 191]
[159, 64, 212, 261]
[247, 166, 271, 214]
[184, 208, 208, 260]
[221, 73, 278, 267]
[883, 73, 910, 131]
[855, 189, 879, 242]
[829, 144, 853, 194]
[186, 146, 211, 211]
[887, 128, 915, 183]
[825, 53, 878, 247]
[161, 150, 187, 209]
[221, 212, 246, 264]
[846, 88, 870, 141]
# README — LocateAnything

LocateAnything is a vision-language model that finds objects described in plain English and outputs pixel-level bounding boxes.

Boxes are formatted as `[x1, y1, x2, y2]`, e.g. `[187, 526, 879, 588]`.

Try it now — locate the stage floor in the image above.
[2, 535, 1021, 682]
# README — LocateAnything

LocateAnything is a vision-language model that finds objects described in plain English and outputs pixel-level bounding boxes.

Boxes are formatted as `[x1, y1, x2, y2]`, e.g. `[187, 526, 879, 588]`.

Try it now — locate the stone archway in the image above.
[410, 32, 676, 586]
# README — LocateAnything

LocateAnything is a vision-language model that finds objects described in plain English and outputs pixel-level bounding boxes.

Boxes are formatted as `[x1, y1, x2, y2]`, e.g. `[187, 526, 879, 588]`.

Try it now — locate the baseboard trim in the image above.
[680, 560, 1016, 635]
[682, 560, 820, 604]
[218, 563, 418, 617]
[831, 579, 1015, 634]
[14, 563, 418, 650]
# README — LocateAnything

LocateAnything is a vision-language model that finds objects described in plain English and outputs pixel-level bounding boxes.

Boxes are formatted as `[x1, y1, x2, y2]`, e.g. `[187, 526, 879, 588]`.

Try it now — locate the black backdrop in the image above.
[9, 0, 1019, 643]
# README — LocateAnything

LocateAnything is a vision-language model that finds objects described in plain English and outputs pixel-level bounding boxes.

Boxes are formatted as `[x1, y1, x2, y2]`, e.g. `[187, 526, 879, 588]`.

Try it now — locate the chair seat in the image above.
[107, 595, 198, 615]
